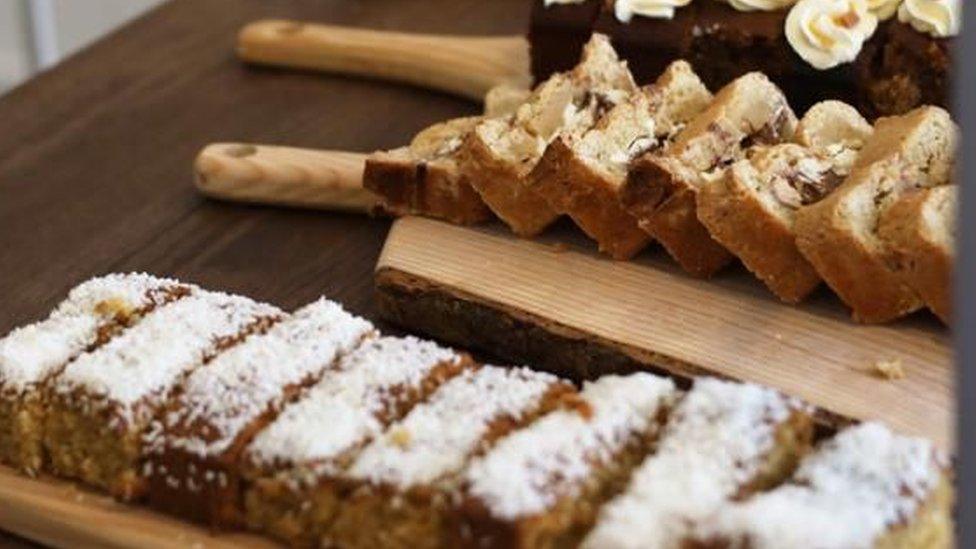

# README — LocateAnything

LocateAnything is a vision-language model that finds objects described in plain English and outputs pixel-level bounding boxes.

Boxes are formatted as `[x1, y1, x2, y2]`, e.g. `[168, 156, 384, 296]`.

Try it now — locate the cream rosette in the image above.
[786, 0, 879, 70]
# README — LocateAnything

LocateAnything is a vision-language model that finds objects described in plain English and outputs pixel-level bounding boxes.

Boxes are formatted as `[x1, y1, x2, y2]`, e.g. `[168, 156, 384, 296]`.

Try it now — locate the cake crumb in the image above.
[873, 359, 905, 380]
[550, 242, 569, 254]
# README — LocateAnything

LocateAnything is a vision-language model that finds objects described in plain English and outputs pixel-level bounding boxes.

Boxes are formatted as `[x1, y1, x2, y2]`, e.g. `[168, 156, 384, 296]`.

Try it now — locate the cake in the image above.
[364, 117, 493, 225]
[0, 273, 188, 475]
[452, 373, 677, 548]
[691, 422, 953, 548]
[527, 60, 712, 259]
[857, 16, 955, 119]
[0, 274, 957, 546]
[621, 72, 797, 277]
[794, 105, 957, 323]
[325, 366, 575, 549]
[143, 298, 374, 527]
[696, 101, 873, 303]
[581, 377, 814, 549]
[878, 185, 957, 324]
[459, 34, 637, 236]
[42, 291, 282, 500]
[242, 336, 474, 546]
[530, 0, 959, 118]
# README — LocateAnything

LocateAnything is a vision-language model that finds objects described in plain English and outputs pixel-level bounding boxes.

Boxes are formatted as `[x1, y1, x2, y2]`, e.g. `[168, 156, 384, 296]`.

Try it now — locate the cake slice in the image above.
[43, 291, 282, 500]
[621, 72, 797, 277]
[326, 366, 576, 549]
[692, 422, 953, 548]
[484, 84, 532, 119]
[242, 336, 474, 546]
[696, 101, 873, 303]
[581, 377, 813, 549]
[795, 106, 958, 323]
[364, 116, 492, 225]
[459, 34, 638, 236]
[0, 273, 189, 475]
[452, 373, 678, 548]
[527, 61, 712, 259]
[143, 298, 375, 528]
[879, 185, 957, 324]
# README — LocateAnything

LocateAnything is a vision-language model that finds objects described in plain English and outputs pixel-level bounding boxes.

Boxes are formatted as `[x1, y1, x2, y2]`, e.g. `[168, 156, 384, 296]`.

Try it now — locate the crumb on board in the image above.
[873, 359, 906, 380]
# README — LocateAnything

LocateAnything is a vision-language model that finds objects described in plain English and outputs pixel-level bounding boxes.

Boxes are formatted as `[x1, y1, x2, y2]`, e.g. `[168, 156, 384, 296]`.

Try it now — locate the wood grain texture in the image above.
[195, 143, 376, 212]
[0, 466, 274, 548]
[237, 20, 530, 101]
[376, 217, 954, 452]
[0, 0, 527, 545]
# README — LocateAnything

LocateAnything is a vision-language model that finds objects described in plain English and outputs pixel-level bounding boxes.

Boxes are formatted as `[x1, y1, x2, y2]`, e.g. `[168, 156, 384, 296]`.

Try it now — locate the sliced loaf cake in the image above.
[794, 106, 957, 323]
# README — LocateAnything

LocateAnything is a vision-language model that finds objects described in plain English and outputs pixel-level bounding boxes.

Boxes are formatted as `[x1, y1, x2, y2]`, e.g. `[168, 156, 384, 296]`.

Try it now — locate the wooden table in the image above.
[0, 0, 528, 545]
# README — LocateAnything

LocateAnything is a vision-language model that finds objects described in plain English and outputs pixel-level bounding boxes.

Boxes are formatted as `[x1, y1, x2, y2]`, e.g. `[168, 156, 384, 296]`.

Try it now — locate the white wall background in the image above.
[0, 0, 162, 93]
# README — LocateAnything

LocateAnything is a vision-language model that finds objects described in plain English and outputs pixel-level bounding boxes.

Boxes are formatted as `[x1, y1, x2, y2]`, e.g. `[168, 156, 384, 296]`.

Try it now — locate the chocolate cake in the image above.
[528, 0, 603, 82]
[857, 18, 954, 118]
[530, 0, 957, 117]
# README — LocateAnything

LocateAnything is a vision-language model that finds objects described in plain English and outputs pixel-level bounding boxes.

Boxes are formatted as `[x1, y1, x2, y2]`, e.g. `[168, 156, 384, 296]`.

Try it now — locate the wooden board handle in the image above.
[194, 143, 376, 213]
[237, 19, 530, 101]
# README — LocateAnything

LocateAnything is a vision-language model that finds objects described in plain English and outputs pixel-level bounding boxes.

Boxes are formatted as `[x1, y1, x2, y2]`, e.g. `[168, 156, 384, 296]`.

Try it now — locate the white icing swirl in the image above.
[614, 0, 693, 21]
[898, 0, 960, 37]
[786, 0, 879, 70]
[721, 0, 798, 12]
[544, 0, 588, 5]
[866, 0, 902, 19]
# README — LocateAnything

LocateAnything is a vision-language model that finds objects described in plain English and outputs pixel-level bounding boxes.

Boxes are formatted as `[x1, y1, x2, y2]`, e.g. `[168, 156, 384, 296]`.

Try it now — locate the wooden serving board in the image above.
[0, 466, 274, 549]
[375, 216, 954, 452]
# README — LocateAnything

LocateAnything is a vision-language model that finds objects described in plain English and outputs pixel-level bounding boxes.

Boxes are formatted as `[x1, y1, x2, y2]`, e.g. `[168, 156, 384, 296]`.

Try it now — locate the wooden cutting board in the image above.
[0, 466, 273, 549]
[375, 216, 954, 452]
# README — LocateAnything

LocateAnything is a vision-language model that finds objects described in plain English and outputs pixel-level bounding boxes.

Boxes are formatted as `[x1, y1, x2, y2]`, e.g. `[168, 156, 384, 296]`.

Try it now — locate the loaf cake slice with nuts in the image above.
[621, 72, 797, 277]
[144, 298, 375, 528]
[242, 336, 474, 547]
[43, 291, 282, 500]
[879, 185, 957, 324]
[691, 422, 953, 549]
[794, 106, 958, 323]
[459, 33, 638, 236]
[0, 274, 189, 475]
[527, 60, 712, 259]
[364, 116, 492, 225]
[326, 366, 575, 549]
[452, 373, 677, 548]
[696, 101, 873, 303]
[581, 377, 813, 549]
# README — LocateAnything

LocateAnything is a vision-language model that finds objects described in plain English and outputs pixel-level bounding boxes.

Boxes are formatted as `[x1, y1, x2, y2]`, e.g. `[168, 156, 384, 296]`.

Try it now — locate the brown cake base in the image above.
[856, 20, 953, 119]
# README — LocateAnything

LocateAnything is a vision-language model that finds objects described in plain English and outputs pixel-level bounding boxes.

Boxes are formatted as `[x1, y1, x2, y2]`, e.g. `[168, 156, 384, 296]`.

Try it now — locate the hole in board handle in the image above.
[275, 22, 305, 35]
[224, 144, 258, 158]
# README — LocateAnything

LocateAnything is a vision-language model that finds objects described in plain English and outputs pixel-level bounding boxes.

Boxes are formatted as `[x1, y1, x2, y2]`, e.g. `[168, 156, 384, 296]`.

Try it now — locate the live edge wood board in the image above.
[375, 216, 953, 452]
[0, 465, 273, 549]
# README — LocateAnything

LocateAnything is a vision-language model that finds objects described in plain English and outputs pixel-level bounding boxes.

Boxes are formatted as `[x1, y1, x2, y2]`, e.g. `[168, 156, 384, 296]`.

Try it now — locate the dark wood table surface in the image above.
[0, 0, 528, 545]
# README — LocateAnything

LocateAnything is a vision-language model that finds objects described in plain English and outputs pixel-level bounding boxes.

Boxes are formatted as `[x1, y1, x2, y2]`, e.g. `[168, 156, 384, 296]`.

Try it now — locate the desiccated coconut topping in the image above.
[582, 377, 800, 549]
[148, 298, 374, 458]
[695, 422, 944, 549]
[53, 291, 281, 421]
[0, 273, 184, 394]
[347, 366, 562, 489]
[464, 373, 677, 520]
[245, 336, 463, 470]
